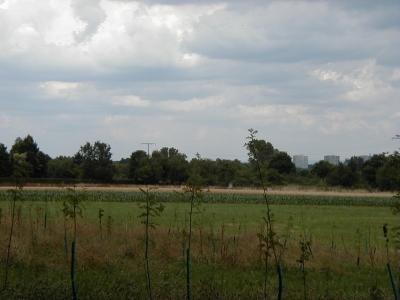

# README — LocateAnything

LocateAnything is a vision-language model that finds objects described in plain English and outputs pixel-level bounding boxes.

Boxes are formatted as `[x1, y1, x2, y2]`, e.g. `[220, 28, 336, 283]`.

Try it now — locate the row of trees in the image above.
[1, 134, 399, 191]
[310, 153, 400, 191]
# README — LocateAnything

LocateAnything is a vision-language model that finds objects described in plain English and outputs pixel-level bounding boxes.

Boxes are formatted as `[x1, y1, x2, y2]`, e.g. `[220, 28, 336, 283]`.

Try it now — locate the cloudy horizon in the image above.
[1, 0, 399, 164]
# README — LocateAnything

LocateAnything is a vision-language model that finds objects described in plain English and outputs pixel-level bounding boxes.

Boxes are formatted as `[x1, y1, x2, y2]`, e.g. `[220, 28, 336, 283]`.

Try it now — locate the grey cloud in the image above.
[182, 2, 399, 66]
[71, 0, 107, 43]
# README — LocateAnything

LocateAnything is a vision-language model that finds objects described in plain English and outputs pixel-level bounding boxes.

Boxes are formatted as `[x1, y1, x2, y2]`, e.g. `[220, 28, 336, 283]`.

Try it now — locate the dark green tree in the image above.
[267, 168, 287, 186]
[246, 139, 275, 167]
[326, 163, 359, 187]
[311, 160, 335, 181]
[0, 143, 12, 177]
[268, 152, 296, 174]
[195, 158, 218, 185]
[376, 152, 400, 191]
[167, 152, 189, 184]
[361, 153, 387, 188]
[112, 158, 130, 180]
[215, 159, 237, 186]
[76, 141, 114, 181]
[10, 135, 50, 178]
[47, 156, 78, 178]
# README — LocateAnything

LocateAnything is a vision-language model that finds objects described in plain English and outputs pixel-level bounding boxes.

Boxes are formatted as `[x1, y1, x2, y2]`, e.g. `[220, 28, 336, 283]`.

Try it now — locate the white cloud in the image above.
[157, 95, 225, 112]
[39, 81, 84, 99]
[111, 95, 150, 107]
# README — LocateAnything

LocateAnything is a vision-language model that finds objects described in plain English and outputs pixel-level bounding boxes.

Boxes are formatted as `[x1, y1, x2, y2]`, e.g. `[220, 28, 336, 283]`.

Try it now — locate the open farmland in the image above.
[0, 187, 399, 299]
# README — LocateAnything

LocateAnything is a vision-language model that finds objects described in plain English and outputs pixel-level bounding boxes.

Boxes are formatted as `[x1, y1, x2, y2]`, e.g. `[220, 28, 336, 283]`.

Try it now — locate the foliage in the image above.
[10, 135, 50, 178]
[137, 188, 164, 300]
[47, 156, 78, 179]
[326, 163, 359, 187]
[311, 160, 335, 181]
[60, 185, 86, 241]
[0, 143, 12, 177]
[4, 153, 29, 290]
[245, 128, 282, 299]
[376, 151, 400, 192]
[361, 153, 387, 188]
[266, 169, 287, 186]
[268, 151, 296, 174]
[76, 141, 114, 181]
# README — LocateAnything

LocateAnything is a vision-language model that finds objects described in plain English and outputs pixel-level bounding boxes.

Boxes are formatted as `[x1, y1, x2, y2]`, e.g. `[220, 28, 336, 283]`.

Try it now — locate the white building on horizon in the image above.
[324, 155, 340, 166]
[293, 155, 308, 169]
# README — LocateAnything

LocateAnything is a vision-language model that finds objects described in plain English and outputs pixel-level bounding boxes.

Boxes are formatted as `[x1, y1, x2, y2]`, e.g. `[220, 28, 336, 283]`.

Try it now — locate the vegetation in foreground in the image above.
[0, 197, 398, 299]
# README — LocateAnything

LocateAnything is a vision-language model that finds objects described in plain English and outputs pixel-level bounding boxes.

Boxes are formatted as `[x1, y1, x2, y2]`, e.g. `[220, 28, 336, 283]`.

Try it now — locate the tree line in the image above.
[0, 134, 399, 191]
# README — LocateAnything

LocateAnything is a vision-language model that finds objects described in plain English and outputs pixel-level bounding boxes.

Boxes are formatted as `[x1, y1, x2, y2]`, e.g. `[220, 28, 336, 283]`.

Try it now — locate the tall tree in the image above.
[47, 156, 78, 179]
[10, 135, 50, 178]
[326, 163, 359, 187]
[129, 150, 152, 183]
[245, 138, 275, 167]
[311, 160, 335, 181]
[268, 151, 296, 174]
[0, 143, 12, 177]
[376, 152, 400, 191]
[76, 141, 114, 181]
[361, 153, 387, 188]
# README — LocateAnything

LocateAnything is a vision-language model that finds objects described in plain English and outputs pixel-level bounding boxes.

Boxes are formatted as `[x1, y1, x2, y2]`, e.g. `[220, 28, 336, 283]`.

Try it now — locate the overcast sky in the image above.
[1, 0, 399, 163]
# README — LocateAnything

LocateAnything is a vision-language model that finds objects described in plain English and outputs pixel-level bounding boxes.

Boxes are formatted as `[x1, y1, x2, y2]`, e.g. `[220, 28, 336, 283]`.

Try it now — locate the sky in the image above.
[0, 0, 399, 164]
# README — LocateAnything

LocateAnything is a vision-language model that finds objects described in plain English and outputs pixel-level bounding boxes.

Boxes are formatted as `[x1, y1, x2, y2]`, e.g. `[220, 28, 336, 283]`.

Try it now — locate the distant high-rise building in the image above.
[293, 155, 308, 169]
[324, 155, 340, 165]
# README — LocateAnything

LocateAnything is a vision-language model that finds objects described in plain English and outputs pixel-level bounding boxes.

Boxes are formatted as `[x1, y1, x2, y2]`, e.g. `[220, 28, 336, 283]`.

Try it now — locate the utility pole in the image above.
[141, 143, 156, 158]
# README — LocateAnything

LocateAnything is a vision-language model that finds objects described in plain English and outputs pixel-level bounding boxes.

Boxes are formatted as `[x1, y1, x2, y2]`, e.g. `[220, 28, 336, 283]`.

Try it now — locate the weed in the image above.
[60, 184, 86, 300]
[4, 153, 28, 290]
[245, 128, 282, 299]
[182, 153, 204, 299]
[137, 187, 164, 300]
[98, 207, 104, 240]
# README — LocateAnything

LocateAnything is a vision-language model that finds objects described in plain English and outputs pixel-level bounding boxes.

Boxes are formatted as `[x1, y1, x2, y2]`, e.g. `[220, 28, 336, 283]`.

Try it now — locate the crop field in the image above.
[0, 188, 399, 299]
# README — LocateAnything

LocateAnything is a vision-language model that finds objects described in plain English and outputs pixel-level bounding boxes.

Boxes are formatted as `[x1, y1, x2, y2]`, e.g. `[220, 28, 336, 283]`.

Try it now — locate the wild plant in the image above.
[297, 235, 311, 300]
[383, 223, 399, 300]
[279, 216, 294, 261]
[98, 207, 104, 240]
[297, 204, 312, 300]
[182, 153, 204, 299]
[4, 153, 28, 290]
[356, 228, 362, 266]
[43, 190, 48, 234]
[107, 215, 113, 235]
[28, 204, 42, 254]
[60, 184, 86, 300]
[137, 187, 164, 300]
[106, 202, 113, 235]
[245, 129, 282, 300]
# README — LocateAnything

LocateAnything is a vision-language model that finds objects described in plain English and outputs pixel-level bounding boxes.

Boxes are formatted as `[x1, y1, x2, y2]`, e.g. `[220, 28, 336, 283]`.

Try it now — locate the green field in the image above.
[0, 190, 399, 299]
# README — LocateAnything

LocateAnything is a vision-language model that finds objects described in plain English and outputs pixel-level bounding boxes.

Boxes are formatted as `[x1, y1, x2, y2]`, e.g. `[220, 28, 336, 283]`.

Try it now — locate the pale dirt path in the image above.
[0, 184, 393, 198]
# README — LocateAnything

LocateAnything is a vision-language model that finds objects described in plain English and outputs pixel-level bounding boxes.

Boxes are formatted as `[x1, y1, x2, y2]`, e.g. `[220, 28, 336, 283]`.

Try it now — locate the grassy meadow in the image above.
[0, 188, 399, 299]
